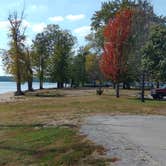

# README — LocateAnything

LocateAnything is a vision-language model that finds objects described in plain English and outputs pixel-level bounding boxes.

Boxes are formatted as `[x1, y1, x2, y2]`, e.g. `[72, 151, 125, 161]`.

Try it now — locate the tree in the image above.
[24, 48, 33, 91]
[100, 9, 134, 97]
[33, 31, 49, 89]
[85, 54, 102, 85]
[3, 11, 26, 95]
[33, 24, 76, 89]
[89, 0, 165, 89]
[142, 25, 166, 87]
[90, 0, 134, 52]
[47, 29, 76, 88]
[71, 47, 87, 87]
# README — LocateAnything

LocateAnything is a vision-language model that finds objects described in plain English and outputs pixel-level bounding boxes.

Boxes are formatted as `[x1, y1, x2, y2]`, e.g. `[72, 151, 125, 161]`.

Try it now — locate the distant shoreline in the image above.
[0, 82, 57, 94]
[0, 76, 41, 82]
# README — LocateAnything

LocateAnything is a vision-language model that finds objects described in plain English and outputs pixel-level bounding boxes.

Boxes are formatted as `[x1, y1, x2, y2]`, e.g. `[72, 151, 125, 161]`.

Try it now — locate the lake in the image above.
[0, 82, 57, 94]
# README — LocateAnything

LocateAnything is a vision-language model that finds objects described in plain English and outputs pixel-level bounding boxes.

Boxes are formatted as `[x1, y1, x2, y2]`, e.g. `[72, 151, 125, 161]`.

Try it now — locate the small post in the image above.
[141, 71, 145, 102]
[116, 83, 120, 98]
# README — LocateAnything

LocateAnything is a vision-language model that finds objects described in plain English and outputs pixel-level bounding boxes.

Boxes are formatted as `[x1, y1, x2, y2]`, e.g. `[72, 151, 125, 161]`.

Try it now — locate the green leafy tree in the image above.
[142, 25, 166, 87]
[3, 11, 26, 95]
[33, 32, 49, 89]
[24, 48, 33, 91]
[48, 30, 76, 88]
[85, 54, 102, 85]
[71, 47, 88, 87]
[33, 24, 76, 89]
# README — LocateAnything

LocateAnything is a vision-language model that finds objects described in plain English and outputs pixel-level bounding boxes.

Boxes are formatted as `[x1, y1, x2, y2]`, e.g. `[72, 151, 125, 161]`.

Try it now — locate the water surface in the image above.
[0, 82, 57, 94]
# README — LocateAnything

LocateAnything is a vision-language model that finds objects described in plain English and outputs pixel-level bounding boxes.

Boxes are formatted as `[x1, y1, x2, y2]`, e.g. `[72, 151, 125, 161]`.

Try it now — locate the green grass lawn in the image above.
[0, 88, 166, 165]
[0, 126, 111, 166]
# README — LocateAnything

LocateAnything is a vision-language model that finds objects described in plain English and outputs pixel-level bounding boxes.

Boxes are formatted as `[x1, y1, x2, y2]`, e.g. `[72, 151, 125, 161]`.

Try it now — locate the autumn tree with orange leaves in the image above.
[100, 9, 134, 97]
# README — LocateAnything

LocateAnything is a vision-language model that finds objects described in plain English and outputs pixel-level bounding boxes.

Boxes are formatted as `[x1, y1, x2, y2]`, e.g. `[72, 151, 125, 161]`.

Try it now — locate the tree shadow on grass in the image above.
[0, 124, 44, 128]
[0, 145, 66, 155]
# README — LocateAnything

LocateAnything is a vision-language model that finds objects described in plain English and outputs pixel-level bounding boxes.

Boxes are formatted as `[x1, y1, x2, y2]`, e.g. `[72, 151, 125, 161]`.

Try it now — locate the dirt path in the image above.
[80, 115, 166, 166]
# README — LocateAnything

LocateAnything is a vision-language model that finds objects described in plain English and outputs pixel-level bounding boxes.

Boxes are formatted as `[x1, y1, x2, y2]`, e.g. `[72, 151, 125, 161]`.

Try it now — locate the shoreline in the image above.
[0, 91, 15, 102]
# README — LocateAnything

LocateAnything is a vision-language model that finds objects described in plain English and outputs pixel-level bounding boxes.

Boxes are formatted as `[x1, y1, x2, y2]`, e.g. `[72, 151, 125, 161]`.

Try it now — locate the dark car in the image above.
[151, 85, 166, 99]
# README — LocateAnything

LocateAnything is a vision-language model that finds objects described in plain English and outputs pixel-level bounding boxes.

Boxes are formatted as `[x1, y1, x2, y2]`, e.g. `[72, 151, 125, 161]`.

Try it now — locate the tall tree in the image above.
[142, 24, 166, 87]
[71, 47, 87, 87]
[90, 0, 133, 52]
[48, 30, 75, 88]
[33, 32, 49, 89]
[24, 48, 33, 91]
[85, 54, 102, 85]
[100, 9, 134, 97]
[89, 0, 165, 88]
[33, 24, 76, 89]
[3, 11, 26, 95]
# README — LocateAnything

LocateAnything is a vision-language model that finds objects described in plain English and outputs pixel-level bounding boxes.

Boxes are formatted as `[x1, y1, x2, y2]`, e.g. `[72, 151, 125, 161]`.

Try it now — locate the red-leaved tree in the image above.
[100, 9, 133, 97]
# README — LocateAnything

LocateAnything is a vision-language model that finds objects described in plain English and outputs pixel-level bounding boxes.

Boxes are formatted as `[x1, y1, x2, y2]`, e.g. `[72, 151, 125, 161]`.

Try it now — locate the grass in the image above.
[0, 88, 166, 125]
[0, 126, 110, 166]
[0, 88, 166, 165]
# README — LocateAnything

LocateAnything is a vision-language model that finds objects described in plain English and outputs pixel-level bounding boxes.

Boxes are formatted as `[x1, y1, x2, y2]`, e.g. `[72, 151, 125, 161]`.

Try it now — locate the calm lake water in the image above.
[0, 82, 57, 94]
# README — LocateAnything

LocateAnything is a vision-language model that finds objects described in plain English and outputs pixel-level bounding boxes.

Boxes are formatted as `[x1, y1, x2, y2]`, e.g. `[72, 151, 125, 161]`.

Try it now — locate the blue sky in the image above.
[0, 0, 165, 75]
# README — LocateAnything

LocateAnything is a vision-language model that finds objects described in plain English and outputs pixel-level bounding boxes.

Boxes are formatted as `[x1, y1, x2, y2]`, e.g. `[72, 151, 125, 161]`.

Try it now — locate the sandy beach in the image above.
[0, 92, 16, 102]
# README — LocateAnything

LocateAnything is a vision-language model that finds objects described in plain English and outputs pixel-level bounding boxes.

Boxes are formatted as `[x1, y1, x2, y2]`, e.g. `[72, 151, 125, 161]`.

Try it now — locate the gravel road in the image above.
[80, 115, 166, 166]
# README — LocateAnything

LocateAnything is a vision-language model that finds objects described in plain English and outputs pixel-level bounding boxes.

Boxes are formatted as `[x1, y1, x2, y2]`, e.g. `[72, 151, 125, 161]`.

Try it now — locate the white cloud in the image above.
[74, 26, 91, 37]
[66, 14, 85, 21]
[22, 20, 31, 27]
[31, 5, 37, 10]
[0, 21, 9, 30]
[25, 37, 32, 46]
[48, 14, 85, 22]
[31, 23, 46, 33]
[29, 4, 48, 12]
[48, 16, 64, 22]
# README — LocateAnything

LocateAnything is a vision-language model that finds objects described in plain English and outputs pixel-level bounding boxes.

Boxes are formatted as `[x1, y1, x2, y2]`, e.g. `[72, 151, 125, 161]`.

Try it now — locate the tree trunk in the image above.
[71, 79, 74, 88]
[156, 82, 159, 88]
[115, 83, 120, 98]
[57, 82, 60, 88]
[15, 55, 23, 95]
[123, 82, 126, 89]
[141, 72, 145, 102]
[15, 42, 23, 96]
[60, 82, 63, 88]
[39, 57, 44, 89]
[39, 79, 43, 89]
[39, 68, 43, 89]
[28, 80, 33, 91]
[57, 82, 63, 88]
[15, 81, 23, 96]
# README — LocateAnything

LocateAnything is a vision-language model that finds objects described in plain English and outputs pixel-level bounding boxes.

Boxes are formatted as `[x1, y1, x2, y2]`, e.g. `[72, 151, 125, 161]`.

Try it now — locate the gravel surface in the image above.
[80, 115, 166, 166]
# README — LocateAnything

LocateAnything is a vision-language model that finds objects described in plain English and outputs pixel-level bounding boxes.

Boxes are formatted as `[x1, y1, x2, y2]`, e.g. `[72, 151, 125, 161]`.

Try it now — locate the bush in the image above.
[96, 88, 104, 95]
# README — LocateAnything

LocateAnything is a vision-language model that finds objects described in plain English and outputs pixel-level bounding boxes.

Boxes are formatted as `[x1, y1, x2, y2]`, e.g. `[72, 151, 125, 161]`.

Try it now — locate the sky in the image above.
[0, 0, 165, 75]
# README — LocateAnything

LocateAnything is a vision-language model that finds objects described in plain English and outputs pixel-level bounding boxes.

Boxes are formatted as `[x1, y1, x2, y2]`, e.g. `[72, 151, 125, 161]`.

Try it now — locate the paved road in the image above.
[80, 115, 166, 166]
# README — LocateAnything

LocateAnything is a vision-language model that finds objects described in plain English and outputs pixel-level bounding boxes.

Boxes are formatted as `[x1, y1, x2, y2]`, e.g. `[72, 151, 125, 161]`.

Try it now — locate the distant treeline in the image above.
[0, 76, 39, 82]
[0, 76, 14, 82]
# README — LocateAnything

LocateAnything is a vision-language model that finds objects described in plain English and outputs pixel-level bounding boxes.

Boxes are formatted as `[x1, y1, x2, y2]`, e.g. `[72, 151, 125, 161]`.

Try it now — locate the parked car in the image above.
[151, 85, 166, 99]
